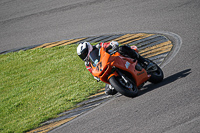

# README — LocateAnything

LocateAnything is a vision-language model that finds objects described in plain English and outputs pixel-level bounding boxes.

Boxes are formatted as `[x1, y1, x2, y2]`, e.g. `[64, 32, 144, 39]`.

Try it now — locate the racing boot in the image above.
[105, 84, 117, 95]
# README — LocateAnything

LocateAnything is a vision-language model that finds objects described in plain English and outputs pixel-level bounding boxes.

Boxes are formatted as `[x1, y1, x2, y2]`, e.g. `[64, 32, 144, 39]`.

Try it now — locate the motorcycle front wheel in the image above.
[109, 76, 138, 98]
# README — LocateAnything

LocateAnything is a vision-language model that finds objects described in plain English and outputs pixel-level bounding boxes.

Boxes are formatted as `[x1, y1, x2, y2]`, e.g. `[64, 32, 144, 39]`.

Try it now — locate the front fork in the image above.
[115, 68, 129, 84]
[108, 68, 134, 86]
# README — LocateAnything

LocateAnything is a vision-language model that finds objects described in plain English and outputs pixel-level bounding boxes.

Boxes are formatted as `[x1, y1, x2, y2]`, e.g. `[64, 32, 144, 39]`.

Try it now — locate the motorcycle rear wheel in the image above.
[147, 59, 164, 84]
[109, 76, 138, 98]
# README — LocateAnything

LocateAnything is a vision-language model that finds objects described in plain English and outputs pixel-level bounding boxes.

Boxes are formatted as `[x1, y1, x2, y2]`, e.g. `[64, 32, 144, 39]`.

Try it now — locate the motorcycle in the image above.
[89, 44, 164, 98]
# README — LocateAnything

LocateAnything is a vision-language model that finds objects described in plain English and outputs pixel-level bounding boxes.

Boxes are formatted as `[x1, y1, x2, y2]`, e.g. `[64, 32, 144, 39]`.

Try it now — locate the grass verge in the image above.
[0, 44, 105, 132]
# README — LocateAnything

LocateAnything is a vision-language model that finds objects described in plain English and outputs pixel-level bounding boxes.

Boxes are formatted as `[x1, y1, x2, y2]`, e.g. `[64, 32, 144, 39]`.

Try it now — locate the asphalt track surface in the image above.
[1, 0, 200, 133]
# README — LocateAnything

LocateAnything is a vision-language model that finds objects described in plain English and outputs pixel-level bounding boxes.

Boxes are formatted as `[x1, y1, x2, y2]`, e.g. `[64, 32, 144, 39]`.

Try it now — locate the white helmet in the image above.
[77, 42, 93, 61]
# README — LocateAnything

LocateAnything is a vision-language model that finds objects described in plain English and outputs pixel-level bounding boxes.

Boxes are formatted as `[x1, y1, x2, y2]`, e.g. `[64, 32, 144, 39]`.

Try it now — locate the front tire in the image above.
[109, 76, 138, 98]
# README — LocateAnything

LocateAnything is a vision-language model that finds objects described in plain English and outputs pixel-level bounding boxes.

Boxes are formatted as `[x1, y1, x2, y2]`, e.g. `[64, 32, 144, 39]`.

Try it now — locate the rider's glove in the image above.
[95, 43, 101, 49]
[85, 61, 90, 66]
[110, 41, 119, 51]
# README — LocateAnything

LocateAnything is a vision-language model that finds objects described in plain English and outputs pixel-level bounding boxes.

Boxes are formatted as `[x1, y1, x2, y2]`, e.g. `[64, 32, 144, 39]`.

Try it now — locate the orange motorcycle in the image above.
[89, 45, 164, 98]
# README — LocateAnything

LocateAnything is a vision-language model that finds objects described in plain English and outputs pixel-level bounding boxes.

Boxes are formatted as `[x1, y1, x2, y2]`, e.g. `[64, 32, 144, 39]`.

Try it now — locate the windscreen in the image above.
[89, 48, 100, 67]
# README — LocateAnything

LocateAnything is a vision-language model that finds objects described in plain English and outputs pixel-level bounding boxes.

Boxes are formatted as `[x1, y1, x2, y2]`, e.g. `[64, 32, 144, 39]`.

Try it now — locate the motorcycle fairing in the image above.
[91, 47, 150, 87]
[108, 55, 150, 87]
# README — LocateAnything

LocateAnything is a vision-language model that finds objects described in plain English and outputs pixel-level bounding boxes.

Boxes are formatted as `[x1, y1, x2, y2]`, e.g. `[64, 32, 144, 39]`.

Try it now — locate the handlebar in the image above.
[109, 50, 118, 55]
[109, 47, 119, 55]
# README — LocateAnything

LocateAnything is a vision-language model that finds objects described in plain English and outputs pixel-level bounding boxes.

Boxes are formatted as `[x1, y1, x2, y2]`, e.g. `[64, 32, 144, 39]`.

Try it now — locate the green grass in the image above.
[0, 44, 105, 133]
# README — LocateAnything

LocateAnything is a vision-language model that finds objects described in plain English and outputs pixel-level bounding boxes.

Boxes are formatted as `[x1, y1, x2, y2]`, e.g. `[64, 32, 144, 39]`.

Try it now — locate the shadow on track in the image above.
[138, 69, 192, 96]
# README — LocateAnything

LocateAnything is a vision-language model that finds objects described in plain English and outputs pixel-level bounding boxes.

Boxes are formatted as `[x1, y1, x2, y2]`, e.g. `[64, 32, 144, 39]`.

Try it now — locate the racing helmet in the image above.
[77, 42, 93, 61]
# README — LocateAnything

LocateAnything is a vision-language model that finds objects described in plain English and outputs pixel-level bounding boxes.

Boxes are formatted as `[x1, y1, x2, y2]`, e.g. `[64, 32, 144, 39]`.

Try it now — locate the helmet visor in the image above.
[78, 47, 88, 61]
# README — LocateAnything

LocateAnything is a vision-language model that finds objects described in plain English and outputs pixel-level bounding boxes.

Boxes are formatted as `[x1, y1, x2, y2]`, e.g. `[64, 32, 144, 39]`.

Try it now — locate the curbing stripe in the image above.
[112, 34, 133, 41]
[33, 38, 86, 49]
[32, 41, 61, 49]
[139, 40, 171, 54]
[59, 38, 86, 46]
[79, 36, 100, 42]
[27, 115, 78, 133]
[45, 40, 71, 48]
[126, 34, 155, 46]
[137, 36, 166, 48]
[142, 46, 172, 58]
[140, 43, 173, 56]
[148, 52, 169, 61]
[131, 34, 160, 46]
[90, 35, 112, 43]
[118, 33, 145, 44]
[138, 38, 168, 50]
[88, 91, 105, 98]
[129, 34, 155, 45]
[128, 34, 159, 46]
[120, 34, 147, 45]
[100, 34, 124, 42]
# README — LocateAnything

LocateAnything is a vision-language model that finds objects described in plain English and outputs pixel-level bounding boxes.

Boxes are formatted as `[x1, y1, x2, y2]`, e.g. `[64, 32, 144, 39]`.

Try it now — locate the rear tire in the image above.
[147, 59, 164, 84]
[109, 76, 138, 98]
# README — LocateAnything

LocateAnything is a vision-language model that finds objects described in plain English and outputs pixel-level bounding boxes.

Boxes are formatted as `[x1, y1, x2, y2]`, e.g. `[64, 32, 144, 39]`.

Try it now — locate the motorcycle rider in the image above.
[77, 41, 155, 95]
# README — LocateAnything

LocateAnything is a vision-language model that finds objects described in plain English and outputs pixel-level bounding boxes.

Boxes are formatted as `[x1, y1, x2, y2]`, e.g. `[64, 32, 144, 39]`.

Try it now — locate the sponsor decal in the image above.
[125, 61, 130, 69]
[137, 70, 145, 76]
[96, 62, 102, 71]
